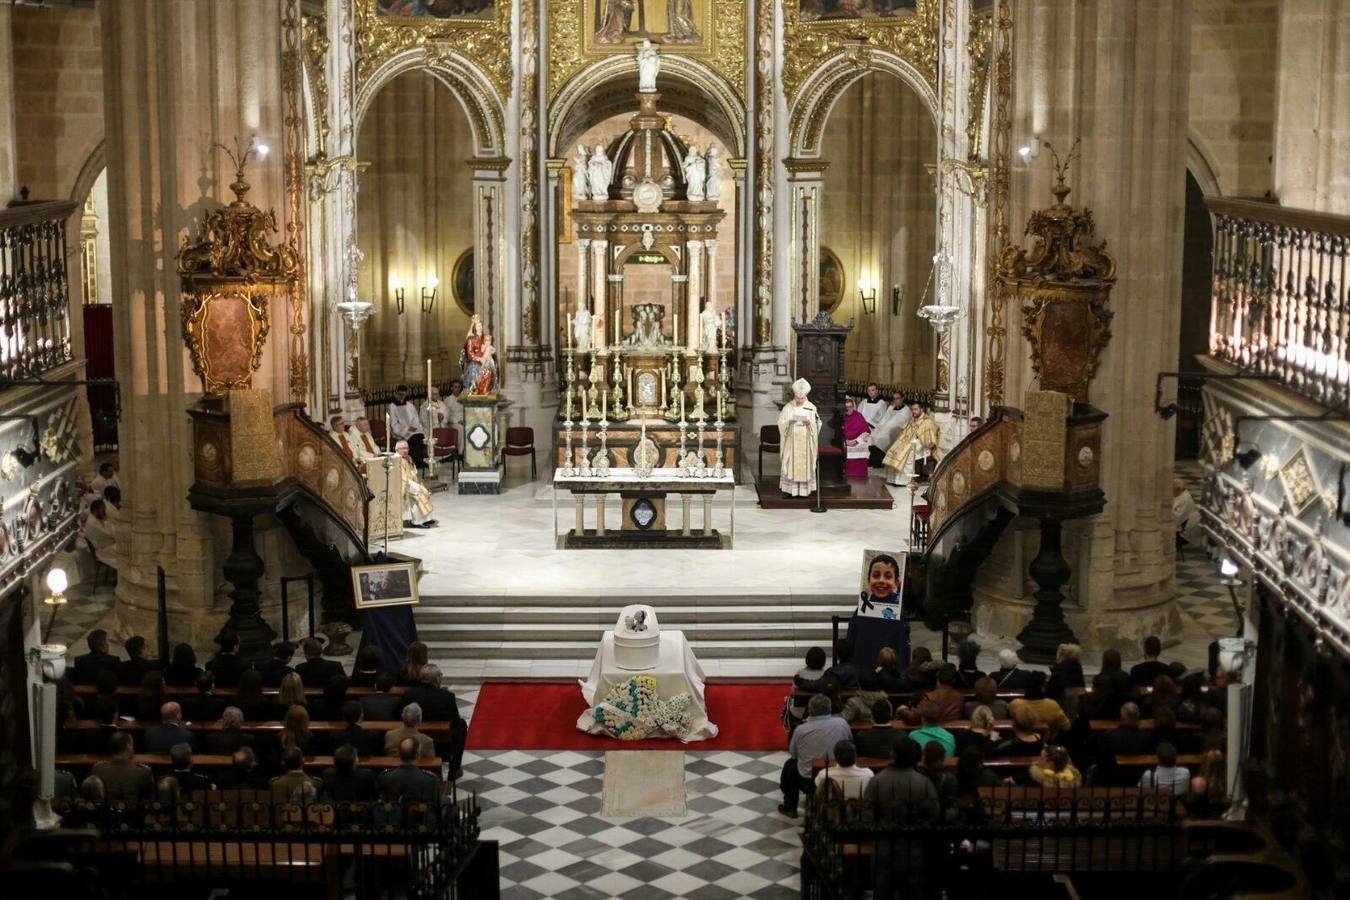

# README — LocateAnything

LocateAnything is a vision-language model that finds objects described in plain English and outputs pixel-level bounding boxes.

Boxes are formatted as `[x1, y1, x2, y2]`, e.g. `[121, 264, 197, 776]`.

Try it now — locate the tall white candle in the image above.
[385, 412, 392, 452]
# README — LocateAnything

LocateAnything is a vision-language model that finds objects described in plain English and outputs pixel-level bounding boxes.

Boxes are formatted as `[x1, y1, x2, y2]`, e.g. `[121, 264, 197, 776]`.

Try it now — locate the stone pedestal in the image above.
[459, 395, 501, 494]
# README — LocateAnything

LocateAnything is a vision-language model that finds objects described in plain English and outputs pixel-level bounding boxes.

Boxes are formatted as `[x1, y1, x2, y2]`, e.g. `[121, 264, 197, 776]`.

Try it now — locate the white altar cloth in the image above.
[577, 629, 719, 741]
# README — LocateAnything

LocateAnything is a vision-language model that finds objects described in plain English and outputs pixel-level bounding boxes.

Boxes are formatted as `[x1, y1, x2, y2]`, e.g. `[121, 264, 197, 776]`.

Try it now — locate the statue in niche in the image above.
[705, 145, 722, 200]
[460, 315, 496, 395]
[666, 0, 701, 43]
[627, 303, 666, 347]
[572, 305, 593, 352]
[570, 145, 590, 201]
[588, 144, 613, 201]
[699, 302, 720, 354]
[682, 144, 706, 201]
[636, 39, 660, 91]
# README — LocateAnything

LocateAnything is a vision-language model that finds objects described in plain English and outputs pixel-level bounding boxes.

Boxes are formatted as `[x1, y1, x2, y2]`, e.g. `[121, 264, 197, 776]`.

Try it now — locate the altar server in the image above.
[857, 383, 889, 428]
[388, 384, 427, 470]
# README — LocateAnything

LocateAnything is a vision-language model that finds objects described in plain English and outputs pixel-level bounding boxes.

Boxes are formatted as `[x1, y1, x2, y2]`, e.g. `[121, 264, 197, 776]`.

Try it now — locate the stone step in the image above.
[422, 638, 825, 659]
[416, 620, 835, 644]
[417, 592, 856, 609]
[413, 604, 853, 625]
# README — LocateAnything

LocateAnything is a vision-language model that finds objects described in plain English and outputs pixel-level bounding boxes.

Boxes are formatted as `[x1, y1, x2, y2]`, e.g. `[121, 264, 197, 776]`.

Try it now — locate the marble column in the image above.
[785, 164, 826, 332]
[591, 237, 608, 348]
[100, 0, 306, 648]
[0, 6, 16, 202]
[1273, 0, 1350, 214]
[974, 0, 1190, 652]
[704, 238, 719, 316]
[686, 239, 703, 348]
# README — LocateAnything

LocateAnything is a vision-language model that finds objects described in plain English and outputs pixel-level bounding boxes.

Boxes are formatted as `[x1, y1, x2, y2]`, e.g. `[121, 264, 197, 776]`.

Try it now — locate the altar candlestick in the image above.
[602, 388, 607, 421]
[614, 314, 620, 345]
[426, 359, 432, 398]
[673, 307, 679, 347]
[720, 309, 726, 350]
[384, 412, 392, 452]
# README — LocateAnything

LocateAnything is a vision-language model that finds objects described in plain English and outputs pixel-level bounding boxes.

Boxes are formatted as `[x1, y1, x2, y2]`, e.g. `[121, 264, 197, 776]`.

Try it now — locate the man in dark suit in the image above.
[1096, 701, 1155, 785]
[91, 731, 153, 802]
[116, 635, 160, 686]
[204, 706, 255, 755]
[182, 671, 227, 723]
[377, 738, 441, 804]
[295, 638, 345, 686]
[216, 747, 267, 790]
[258, 641, 297, 687]
[206, 630, 248, 688]
[145, 701, 196, 753]
[271, 747, 320, 800]
[1129, 635, 1171, 689]
[360, 672, 403, 722]
[169, 742, 214, 794]
[322, 743, 377, 803]
[402, 665, 459, 722]
[332, 701, 383, 757]
[72, 629, 120, 686]
[854, 698, 899, 760]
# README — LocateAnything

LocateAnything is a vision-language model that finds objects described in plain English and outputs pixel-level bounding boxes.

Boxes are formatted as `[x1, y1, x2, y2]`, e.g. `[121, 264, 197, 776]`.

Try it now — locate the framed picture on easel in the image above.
[352, 560, 420, 609]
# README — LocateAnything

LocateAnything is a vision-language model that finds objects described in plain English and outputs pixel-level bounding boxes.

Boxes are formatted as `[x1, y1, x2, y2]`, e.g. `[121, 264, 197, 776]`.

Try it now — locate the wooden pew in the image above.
[75, 684, 396, 698]
[63, 718, 457, 737]
[813, 752, 1205, 775]
[56, 752, 443, 775]
[847, 718, 1198, 733]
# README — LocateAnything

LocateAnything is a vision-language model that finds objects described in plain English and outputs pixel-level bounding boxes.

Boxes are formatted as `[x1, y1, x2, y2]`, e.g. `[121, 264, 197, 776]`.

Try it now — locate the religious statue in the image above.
[588, 143, 613, 201]
[595, 0, 633, 44]
[682, 144, 706, 201]
[572, 305, 593, 352]
[882, 399, 942, 486]
[636, 39, 660, 91]
[778, 378, 821, 497]
[459, 315, 496, 395]
[666, 0, 701, 43]
[705, 145, 723, 200]
[570, 144, 590, 201]
[699, 303, 720, 354]
[627, 303, 666, 346]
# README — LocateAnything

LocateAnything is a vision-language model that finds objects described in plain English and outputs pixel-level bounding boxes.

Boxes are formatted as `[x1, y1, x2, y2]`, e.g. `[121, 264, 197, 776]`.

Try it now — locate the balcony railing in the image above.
[0, 200, 78, 383]
[1208, 197, 1350, 409]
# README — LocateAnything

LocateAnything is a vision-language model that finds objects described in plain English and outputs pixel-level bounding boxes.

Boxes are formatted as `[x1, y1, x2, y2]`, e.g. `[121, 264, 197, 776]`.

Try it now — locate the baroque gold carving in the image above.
[547, 0, 747, 102]
[301, 12, 331, 156]
[1279, 446, 1322, 517]
[965, 8, 991, 158]
[181, 290, 273, 396]
[354, 0, 512, 103]
[753, 0, 774, 346]
[283, 0, 310, 402]
[781, 0, 938, 108]
[519, 0, 540, 344]
[1000, 145, 1116, 404]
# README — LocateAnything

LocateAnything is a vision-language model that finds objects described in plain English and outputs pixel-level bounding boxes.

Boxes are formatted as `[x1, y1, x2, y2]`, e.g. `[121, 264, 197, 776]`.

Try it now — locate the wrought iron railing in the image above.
[1208, 198, 1350, 409]
[50, 792, 489, 898]
[0, 200, 78, 383]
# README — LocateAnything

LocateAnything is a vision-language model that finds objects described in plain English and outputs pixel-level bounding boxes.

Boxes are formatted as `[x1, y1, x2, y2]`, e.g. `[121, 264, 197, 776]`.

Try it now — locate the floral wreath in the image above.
[591, 674, 694, 740]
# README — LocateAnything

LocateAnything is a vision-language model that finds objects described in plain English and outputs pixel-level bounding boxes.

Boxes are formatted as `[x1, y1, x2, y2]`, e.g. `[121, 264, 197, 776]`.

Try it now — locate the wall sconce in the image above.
[857, 278, 877, 315]
[421, 275, 438, 314]
[891, 284, 901, 316]
[391, 276, 406, 315]
[1017, 136, 1041, 162]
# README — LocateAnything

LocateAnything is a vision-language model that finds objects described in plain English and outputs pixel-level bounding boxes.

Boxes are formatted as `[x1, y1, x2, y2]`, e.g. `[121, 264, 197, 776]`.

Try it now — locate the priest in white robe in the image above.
[869, 392, 913, 466]
[395, 440, 437, 528]
[328, 414, 359, 462]
[777, 377, 821, 497]
[389, 384, 426, 470]
[348, 416, 382, 462]
[857, 383, 890, 428]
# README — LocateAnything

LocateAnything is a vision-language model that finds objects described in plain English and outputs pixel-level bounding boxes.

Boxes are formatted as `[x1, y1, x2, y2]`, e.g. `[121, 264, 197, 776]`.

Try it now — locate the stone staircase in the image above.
[416, 591, 858, 681]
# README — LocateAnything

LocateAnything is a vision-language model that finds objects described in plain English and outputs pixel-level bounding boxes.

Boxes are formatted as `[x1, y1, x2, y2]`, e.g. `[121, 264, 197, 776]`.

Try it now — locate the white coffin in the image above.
[613, 604, 661, 670]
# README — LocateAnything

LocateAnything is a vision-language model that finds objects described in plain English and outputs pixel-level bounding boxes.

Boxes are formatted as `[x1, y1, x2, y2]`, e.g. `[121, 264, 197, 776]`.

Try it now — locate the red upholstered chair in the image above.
[432, 426, 459, 481]
[758, 424, 781, 482]
[503, 427, 537, 481]
[369, 417, 388, 447]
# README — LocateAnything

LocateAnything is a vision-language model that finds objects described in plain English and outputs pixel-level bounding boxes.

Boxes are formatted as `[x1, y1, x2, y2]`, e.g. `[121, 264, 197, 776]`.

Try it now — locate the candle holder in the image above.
[717, 347, 731, 420]
[586, 350, 603, 421]
[578, 417, 592, 477]
[693, 421, 708, 477]
[560, 393, 577, 477]
[595, 417, 612, 477]
[562, 350, 578, 420]
[688, 353, 707, 422]
[677, 406, 688, 472]
[608, 352, 629, 422]
[712, 415, 726, 478]
[665, 345, 683, 423]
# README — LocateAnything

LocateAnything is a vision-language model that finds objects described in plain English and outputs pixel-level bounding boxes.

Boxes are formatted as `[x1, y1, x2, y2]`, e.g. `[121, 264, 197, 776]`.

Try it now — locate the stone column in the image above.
[975, 0, 1190, 652]
[784, 164, 827, 332]
[0, 6, 16, 202]
[1273, 0, 1350, 214]
[591, 237, 608, 347]
[576, 238, 591, 318]
[100, 0, 300, 647]
[686, 239, 703, 347]
[704, 238, 719, 316]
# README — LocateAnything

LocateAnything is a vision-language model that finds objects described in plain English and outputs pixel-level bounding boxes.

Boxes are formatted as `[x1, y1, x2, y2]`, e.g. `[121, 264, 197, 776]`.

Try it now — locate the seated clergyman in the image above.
[395, 440, 437, 529]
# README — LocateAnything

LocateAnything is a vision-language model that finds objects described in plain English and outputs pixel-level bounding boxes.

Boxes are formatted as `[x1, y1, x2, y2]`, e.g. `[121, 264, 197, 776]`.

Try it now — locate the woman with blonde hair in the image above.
[990, 704, 1044, 758]
[956, 703, 1000, 757]
[279, 704, 316, 756]
[1027, 745, 1081, 788]
[279, 671, 307, 710]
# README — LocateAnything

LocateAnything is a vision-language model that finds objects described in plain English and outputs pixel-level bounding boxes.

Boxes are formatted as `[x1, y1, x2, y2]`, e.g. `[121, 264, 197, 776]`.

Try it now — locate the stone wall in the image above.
[819, 71, 937, 388]
[1274, 0, 1350, 214]
[1188, 0, 1277, 198]
[10, 4, 103, 203]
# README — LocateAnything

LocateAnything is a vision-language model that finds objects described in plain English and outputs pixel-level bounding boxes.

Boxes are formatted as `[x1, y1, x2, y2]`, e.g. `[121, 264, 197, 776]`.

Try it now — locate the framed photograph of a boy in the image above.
[352, 561, 420, 608]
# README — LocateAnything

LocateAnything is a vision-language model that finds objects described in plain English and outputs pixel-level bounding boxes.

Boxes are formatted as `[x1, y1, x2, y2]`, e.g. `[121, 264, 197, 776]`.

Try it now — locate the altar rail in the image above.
[0, 200, 78, 385]
[1207, 197, 1350, 410]
[18, 793, 492, 899]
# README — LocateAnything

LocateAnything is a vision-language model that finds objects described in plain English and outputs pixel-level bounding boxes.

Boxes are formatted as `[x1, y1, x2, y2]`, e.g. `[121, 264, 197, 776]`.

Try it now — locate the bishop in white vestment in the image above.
[777, 378, 821, 497]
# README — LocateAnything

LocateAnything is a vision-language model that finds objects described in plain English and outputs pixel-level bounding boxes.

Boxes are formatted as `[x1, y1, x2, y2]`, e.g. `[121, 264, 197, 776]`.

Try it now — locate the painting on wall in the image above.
[586, 0, 710, 50]
[819, 246, 845, 314]
[453, 248, 475, 316]
[377, 0, 495, 20]
[798, 0, 916, 22]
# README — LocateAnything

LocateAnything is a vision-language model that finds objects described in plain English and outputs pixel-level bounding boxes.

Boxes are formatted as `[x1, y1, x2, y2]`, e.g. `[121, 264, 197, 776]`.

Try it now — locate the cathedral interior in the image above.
[0, 0, 1348, 897]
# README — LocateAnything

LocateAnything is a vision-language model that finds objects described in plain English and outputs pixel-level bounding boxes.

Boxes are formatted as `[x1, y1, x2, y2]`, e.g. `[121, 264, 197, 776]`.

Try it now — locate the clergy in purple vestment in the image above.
[842, 397, 871, 479]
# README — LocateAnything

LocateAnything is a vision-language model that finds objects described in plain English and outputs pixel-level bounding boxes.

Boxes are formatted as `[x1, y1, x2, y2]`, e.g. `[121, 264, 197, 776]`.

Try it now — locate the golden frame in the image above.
[1278, 445, 1322, 518]
[452, 247, 476, 316]
[180, 289, 273, 397]
[351, 560, 421, 608]
[818, 246, 845, 314]
[355, 0, 512, 101]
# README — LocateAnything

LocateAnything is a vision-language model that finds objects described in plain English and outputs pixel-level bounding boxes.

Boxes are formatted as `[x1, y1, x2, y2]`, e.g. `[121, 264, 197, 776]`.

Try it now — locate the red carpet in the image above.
[465, 682, 790, 751]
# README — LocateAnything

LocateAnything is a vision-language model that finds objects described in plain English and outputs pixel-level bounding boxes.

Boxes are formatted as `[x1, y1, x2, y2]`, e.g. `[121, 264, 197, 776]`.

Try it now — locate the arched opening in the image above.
[355, 70, 479, 390]
[1176, 169, 1213, 459]
[818, 70, 938, 388]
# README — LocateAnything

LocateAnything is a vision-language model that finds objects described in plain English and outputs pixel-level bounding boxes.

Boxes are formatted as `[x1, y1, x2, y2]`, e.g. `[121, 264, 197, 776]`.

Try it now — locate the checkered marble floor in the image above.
[1174, 461, 1240, 641]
